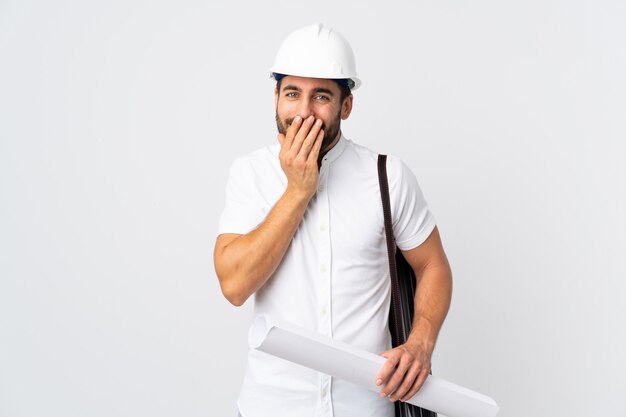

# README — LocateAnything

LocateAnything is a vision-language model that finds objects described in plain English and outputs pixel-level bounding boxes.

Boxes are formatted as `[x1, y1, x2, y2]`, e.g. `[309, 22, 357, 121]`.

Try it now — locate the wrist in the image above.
[284, 184, 315, 204]
[406, 318, 437, 354]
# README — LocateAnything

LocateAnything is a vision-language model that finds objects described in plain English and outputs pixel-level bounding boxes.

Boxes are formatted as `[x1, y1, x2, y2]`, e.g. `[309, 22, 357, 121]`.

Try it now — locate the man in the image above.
[214, 23, 452, 417]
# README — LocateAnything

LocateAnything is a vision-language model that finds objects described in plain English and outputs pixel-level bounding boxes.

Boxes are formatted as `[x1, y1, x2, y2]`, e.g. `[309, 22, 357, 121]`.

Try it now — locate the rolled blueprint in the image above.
[249, 314, 499, 417]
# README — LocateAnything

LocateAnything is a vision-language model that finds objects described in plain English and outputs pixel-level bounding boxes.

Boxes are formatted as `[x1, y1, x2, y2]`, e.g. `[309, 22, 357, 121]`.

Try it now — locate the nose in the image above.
[296, 97, 314, 120]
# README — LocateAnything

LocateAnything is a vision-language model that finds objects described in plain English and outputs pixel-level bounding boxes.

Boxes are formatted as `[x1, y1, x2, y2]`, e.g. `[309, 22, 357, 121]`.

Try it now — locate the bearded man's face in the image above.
[275, 76, 349, 154]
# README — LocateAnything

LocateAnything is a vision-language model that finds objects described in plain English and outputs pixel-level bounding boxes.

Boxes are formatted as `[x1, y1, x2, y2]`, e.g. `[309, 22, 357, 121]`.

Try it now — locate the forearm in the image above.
[406, 262, 453, 353]
[376, 261, 452, 401]
[214, 187, 311, 306]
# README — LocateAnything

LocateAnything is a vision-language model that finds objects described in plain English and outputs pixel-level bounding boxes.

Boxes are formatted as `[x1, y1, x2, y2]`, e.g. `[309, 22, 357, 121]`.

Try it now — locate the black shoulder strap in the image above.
[378, 155, 438, 417]
[378, 154, 405, 346]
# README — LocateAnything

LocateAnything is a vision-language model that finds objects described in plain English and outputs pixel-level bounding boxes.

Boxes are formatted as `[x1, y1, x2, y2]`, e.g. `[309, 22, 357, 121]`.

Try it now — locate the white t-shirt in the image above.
[218, 135, 436, 417]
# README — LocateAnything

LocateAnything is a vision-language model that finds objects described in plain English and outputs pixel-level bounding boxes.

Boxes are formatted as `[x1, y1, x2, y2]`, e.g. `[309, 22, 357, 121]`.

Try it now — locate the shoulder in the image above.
[340, 139, 380, 174]
[345, 139, 378, 160]
[339, 139, 418, 184]
[228, 144, 280, 175]
[343, 140, 411, 171]
[385, 154, 415, 184]
[382, 154, 426, 205]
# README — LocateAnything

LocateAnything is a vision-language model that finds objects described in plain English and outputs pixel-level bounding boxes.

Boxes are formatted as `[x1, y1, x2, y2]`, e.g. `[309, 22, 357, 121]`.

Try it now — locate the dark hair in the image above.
[275, 74, 352, 103]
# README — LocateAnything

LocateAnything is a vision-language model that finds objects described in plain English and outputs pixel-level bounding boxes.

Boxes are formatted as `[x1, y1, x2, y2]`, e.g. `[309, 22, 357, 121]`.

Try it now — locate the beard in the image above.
[275, 110, 342, 154]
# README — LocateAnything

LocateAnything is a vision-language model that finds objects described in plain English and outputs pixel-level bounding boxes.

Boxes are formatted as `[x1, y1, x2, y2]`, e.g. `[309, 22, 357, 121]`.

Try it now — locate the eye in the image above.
[314, 95, 330, 101]
[285, 92, 298, 98]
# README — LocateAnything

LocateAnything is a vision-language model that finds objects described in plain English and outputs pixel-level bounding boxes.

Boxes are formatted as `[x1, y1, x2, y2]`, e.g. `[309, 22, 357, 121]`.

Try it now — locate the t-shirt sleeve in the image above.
[387, 155, 437, 251]
[217, 156, 266, 236]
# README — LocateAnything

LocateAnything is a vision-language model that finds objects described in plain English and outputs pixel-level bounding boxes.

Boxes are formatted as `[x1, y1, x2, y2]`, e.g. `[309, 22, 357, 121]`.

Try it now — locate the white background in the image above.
[1, 1, 625, 416]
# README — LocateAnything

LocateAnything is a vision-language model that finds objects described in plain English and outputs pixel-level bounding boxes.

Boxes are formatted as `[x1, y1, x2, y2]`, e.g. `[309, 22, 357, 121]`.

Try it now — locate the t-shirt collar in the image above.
[320, 133, 347, 166]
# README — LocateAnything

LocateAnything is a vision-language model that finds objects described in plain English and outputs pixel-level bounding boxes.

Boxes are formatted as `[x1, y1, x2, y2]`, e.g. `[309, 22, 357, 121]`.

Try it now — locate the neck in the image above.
[318, 131, 341, 167]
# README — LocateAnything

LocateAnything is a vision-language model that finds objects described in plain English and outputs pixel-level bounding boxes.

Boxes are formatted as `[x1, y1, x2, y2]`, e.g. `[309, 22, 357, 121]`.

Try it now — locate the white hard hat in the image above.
[269, 23, 361, 90]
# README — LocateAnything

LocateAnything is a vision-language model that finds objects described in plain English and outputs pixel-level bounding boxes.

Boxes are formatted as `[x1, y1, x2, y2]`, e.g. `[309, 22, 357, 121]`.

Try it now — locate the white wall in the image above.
[1, 1, 625, 416]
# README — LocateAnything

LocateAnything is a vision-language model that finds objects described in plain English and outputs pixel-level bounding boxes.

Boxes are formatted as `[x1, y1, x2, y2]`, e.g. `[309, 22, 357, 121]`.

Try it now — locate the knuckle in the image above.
[389, 375, 402, 388]
[402, 381, 412, 390]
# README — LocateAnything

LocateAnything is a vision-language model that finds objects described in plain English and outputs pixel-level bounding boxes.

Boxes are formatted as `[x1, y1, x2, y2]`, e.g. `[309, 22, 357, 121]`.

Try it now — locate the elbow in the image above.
[219, 278, 250, 307]
[214, 241, 250, 307]
[225, 292, 247, 307]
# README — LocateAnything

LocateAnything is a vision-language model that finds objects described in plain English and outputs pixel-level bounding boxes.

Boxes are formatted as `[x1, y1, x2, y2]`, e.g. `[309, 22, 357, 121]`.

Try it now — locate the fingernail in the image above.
[294, 116, 301, 122]
[376, 379, 382, 386]
[308, 115, 314, 121]
[315, 119, 322, 126]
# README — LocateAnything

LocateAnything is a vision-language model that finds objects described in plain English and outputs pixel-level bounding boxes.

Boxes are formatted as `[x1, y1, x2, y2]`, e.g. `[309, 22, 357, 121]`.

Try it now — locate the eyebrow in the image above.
[312, 87, 335, 96]
[282, 85, 335, 96]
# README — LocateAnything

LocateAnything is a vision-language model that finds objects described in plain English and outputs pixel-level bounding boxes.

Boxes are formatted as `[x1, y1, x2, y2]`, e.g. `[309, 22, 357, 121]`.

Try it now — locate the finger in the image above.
[277, 133, 285, 147]
[380, 352, 414, 398]
[376, 351, 400, 388]
[283, 116, 303, 150]
[390, 361, 421, 402]
[308, 128, 324, 164]
[380, 348, 393, 357]
[290, 115, 315, 156]
[299, 119, 323, 159]
[401, 367, 430, 402]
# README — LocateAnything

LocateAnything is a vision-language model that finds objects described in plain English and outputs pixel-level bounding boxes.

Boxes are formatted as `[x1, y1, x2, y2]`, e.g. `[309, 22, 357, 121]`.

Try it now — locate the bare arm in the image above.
[214, 116, 324, 306]
[214, 190, 311, 306]
[376, 226, 453, 401]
